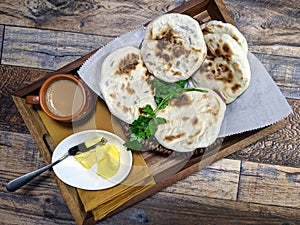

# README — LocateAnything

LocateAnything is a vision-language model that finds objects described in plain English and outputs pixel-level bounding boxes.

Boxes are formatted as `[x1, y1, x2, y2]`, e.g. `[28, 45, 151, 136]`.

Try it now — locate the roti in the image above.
[191, 33, 251, 104]
[99, 46, 156, 124]
[154, 90, 226, 152]
[141, 13, 207, 83]
[201, 20, 248, 53]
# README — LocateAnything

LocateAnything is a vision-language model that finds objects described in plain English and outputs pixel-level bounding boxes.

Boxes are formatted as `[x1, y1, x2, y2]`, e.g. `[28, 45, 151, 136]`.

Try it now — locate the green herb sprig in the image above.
[123, 79, 207, 151]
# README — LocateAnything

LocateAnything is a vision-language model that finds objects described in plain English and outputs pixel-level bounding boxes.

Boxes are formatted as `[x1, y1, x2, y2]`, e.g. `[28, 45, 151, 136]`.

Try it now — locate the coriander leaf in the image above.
[145, 119, 157, 137]
[176, 80, 187, 89]
[154, 96, 168, 110]
[123, 140, 143, 151]
[123, 78, 207, 151]
[141, 104, 154, 116]
[154, 117, 167, 124]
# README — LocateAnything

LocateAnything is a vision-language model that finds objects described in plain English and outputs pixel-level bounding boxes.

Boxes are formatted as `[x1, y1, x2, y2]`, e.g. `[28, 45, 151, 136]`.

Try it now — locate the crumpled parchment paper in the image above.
[78, 26, 292, 137]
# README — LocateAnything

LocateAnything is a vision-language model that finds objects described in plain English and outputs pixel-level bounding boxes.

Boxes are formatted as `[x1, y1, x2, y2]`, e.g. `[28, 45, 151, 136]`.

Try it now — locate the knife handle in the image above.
[6, 158, 62, 192]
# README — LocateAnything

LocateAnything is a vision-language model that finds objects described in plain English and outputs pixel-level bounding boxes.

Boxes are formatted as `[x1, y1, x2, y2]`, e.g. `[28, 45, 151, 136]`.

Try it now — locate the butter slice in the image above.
[84, 136, 103, 148]
[96, 145, 120, 179]
[74, 136, 120, 179]
[74, 149, 97, 169]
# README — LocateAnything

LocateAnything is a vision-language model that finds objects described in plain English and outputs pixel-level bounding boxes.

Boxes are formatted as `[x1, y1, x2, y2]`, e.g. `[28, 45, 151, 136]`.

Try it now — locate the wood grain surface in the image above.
[0, 65, 49, 133]
[253, 53, 300, 99]
[238, 161, 300, 208]
[1, 26, 109, 70]
[224, 0, 300, 56]
[0, 0, 299, 224]
[228, 99, 300, 167]
[0, 25, 3, 61]
[0, 0, 179, 35]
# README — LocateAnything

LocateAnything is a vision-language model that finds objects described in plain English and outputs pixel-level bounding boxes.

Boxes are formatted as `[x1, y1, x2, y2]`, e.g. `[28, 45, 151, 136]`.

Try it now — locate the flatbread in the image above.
[201, 20, 248, 53]
[154, 89, 226, 152]
[99, 46, 156, 124]
[141, 13, 207, 83]
[191, 34, 251, 104]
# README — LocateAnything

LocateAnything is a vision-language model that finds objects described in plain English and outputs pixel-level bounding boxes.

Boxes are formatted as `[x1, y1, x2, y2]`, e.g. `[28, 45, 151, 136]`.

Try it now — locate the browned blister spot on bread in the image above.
[192, 117, 198, 125]
[222, 43, 230, 53]
[126, 85, 135, 95]
[172, 93, 193, 107]
[152, 26, 202, 78]
[202, 27, 211, 35]
[182, 116, 189, 121]
[109, 93, 116, 99]
[231, 83, 241, 92]
[116, 53, 140, 75]
[164, 132, 186, 142]
[232, 34, 239, 42]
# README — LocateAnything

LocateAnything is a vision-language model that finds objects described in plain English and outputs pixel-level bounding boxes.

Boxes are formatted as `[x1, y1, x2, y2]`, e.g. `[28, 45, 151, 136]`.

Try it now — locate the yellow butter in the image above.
[96, 145, 120, 179]
[74, 137, 120, 179]
[84, 136, 103, 148]
[74, 149, 96, 169]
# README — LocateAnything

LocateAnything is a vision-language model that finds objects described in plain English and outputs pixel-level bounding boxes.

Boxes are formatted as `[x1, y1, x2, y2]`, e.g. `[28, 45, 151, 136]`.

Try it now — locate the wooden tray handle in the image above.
[25, 95, 40, 104]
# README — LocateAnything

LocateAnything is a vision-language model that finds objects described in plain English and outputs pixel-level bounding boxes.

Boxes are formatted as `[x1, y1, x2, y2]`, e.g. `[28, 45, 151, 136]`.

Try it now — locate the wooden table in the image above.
[0, 0, 299, 224]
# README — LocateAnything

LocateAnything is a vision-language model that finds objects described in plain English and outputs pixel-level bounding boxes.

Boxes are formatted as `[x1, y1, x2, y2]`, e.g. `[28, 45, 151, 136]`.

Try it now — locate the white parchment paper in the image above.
[218, 52, 292, 136]
[78, 26, 292, 137]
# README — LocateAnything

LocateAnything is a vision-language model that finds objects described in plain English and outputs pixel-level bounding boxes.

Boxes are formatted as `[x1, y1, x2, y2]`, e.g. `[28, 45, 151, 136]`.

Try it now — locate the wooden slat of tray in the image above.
[11, 0, 286, 224]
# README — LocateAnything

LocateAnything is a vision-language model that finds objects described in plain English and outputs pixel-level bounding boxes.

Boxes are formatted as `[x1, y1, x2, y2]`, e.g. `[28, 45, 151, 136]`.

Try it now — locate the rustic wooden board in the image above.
[164, 158, 241, 200]
[0, 131, 76, 224]
[238, 161, 300, 208]
[0, 0, 178, 36]
[1, 26, 110, 70]
[128, 192, 300, 225]
[76, 159, 300, 224]
[2, 130, 299, 224]
[228, 98, 300, 167]
[1, 0, 299, 59]
[3, 0, 296, 225]
[0, 25, 3, 62]
[253, 53, 300, 100]
[223, 0, 300, 57]
[0, 65, 49, 133]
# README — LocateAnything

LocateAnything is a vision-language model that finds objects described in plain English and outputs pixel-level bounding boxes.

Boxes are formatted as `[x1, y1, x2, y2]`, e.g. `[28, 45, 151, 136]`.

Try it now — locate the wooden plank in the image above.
[253, 53, 300, 99]
[229, 99, 300, 168]
[0, 0, 177, 36]
[0, 65, 49, 133]
[2, 131, 299, 225]
[3, 129, 298, 223]
[0, 131, 76, 224]
[0, 25, 3, 62]
[1, 26, 111, 70]
[1, 0, 299, 60]
[224, 0, 300, 57]
[0, 209, 75, 225]
[0, 171, 76, 224]
[102, 191, 300, 224]
[0, 131, 44, 173]
[163, 158, 241, 200]
[238, 161, 300, 208]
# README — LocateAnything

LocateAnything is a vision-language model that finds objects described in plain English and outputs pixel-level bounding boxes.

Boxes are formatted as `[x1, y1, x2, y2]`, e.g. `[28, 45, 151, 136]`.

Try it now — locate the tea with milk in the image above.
[45, 79, 84, 117]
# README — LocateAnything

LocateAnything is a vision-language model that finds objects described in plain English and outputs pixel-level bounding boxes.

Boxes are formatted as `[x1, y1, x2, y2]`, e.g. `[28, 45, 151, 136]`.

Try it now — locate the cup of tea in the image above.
[26, 74, 94, 122]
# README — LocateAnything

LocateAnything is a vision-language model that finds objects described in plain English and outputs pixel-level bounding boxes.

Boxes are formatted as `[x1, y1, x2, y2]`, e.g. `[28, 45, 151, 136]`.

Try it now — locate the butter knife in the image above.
[6, 137, 107, 192]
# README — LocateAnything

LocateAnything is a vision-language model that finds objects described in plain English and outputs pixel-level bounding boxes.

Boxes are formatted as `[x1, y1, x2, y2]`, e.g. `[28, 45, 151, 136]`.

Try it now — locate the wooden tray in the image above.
[12, 0, 285, 224]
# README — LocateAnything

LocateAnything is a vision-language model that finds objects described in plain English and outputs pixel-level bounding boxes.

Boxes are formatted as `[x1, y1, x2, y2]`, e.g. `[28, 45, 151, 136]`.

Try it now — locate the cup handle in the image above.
[25, 95, 40, 105]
